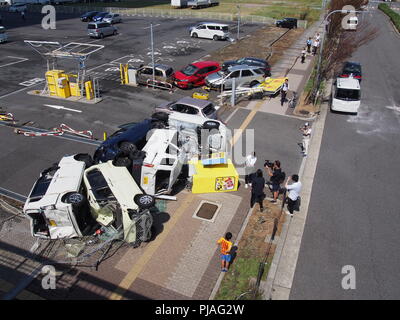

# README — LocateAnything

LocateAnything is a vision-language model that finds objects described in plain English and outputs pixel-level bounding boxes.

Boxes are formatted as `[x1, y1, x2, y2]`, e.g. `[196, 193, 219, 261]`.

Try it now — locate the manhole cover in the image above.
[193, 201, 221, 223]
[299, 110, 310, 115]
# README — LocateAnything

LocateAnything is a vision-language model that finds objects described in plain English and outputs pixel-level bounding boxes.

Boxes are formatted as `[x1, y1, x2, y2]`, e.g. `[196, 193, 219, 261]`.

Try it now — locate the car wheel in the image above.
[151, 120, 166, 129]
[151, 112, 169, 122]
[120, 141, 137, 155]
[73, 153, 94, 168]
[134, 194, 155, 209]
[213, 35, 219, 41]
[192, 32, 198, 38]
[250, 80, 260, 87]
[100, 33, 104, 39]
[187, 82, 194, 90]
[113, 30, 117, 35]
[113, 156, 132, 168]
[63, 192, 85, 206]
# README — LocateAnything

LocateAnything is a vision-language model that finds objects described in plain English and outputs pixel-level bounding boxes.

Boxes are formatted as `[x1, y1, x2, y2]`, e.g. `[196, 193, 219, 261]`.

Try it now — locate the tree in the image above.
[307, 0, 379, 103]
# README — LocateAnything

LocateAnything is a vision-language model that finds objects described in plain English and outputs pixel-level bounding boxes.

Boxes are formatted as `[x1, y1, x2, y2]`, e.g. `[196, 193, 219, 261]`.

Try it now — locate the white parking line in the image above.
[0, 56, 28, 68]
[43, 104, 82, 113]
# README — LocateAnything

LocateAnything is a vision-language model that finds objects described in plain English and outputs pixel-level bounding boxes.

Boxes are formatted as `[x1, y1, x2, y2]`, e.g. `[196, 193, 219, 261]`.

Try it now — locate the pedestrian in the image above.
[306, 37, 312, 53]
[315, 33, 320, 42]
[21, 10, 25, 21]
[312, 39, 319, 56]
[301, 47, 306, 64]
[217, 232, 233, 272]
[280, 78, 289, 106]
[284, 174, 302, 217]
[265, 160, 285, 203]
[299, 122, 312, 157]
[244, 152, 257, 189]
[250, 169, 265, 212]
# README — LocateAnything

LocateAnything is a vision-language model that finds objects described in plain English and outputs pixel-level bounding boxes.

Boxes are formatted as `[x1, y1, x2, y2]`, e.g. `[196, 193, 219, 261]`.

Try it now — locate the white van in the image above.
[140, 129, 186, 195]
[331, 76, 361, 114]
[189, 22, 230, 41]
[346, 16, 358, 30]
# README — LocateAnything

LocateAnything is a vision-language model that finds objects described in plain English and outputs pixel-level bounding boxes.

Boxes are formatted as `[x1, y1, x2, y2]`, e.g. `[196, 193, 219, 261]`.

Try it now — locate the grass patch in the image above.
[379, 3, 400, 33]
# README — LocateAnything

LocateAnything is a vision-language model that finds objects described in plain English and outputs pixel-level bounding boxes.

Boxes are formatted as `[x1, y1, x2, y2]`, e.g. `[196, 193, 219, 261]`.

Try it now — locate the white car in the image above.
[190, 22, 230, 41]
[9, 3, 27, 12]
[331, 76, 361, 114]
[84, 161, 154, 244]
[102, 13, 122, 24]
[23, 154, 95, 240]
[0, 26, 8, 43]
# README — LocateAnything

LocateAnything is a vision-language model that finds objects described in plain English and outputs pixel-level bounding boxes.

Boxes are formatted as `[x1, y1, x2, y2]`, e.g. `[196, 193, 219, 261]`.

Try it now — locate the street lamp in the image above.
[150, 23, 155, 83]
[237, 5, 240, 40]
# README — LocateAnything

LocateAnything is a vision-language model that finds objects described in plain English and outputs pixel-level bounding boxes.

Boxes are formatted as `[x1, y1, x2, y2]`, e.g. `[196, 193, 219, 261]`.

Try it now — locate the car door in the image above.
[225, 70, 241, 89]
[194, 67, 209, 85]
[196, 24, 207, 38]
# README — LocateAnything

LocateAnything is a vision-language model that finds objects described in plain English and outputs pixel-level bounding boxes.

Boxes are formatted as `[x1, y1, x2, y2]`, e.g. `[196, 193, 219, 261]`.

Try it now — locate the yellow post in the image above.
[103, 131, 107, 141]
[85, 80, 94, 100]
[120, 63, 129, 84]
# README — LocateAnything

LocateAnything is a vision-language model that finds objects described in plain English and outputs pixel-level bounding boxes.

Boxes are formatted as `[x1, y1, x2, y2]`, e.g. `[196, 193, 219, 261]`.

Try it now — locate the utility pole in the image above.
[237, 5, 240, 40]
[150, 23, 155, 84]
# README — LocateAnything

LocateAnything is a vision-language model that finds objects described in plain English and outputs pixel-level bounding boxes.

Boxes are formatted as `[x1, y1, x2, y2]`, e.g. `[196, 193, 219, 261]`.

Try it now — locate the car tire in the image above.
[63, 192, 85, 206]
[120, 141, 137, 155]
[113, 30, 117, 35]
[250, 80, 260, 87]
[74, 153, 94, 168]
[202, 120, 220, 130]
[134, 194, 155, 210]
[100, 33, 104, 39]
[192, 32, 198, 38]
[213, 35, 219, 41]
[151, 112, 169, 122]
[113, 156, 132, 168]
[151, 121, 166, 129]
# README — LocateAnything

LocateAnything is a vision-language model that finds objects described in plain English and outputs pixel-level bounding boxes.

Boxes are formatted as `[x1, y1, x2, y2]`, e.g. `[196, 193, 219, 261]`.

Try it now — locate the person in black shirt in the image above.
[250, 169, 265, 212]
[265, 160, 284, 203]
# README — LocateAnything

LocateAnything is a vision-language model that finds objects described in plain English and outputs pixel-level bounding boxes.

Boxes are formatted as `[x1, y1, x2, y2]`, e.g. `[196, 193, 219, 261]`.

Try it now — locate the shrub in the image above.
[378, 3, 400, 32]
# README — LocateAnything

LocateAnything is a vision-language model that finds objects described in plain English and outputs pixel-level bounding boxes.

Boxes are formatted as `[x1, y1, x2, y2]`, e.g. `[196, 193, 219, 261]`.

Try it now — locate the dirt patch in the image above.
[293, 91, 321, 117]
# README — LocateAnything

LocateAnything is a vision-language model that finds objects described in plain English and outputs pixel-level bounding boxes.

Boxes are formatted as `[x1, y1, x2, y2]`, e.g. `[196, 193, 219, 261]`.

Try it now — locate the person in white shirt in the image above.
[315, 33, 320, 42]
[280, 79, 289, 106]
[285, 174, 302, 216]
[244, 152, 257, 189]
[300, 122, 312, 157]
[312, 39, 319, 55]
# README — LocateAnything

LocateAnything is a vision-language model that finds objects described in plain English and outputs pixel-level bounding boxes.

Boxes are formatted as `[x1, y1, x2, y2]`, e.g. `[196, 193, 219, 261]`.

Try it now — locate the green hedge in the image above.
[379, 3, 400, 32]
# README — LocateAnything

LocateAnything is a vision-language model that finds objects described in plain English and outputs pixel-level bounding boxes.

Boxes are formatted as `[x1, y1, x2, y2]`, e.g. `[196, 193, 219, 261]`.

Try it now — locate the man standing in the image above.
[244, 152, 257, 189]
[250, 169, 265, 212]
[265, 160, 284, 203]
[285, 174, 302, 217]
[312, 39, 319, 56]
[217, 232, 233, 272]
[281, 79, 289, 106]
[300, 122, 312, 157]
[306, 37, 312, 53]
[301, 47, 306, 64]
[21, 10, 25, 21]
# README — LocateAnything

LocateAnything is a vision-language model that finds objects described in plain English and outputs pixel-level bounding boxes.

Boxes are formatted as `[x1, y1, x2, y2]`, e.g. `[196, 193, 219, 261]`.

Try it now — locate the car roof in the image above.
[344, 61, 361, 67]
[142, 129, 179, 165]
[175, 96, 212, 109]
[146, 63, 173, 71]
[228, 64, 260, 71]
[191, 61, 220, 68]
[197, 22, 229, 27]
[337, 77, 360, 89]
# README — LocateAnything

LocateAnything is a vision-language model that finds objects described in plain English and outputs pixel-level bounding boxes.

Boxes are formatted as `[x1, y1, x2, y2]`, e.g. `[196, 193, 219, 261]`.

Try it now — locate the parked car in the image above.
[23, 154, 96, 240]
[205, 65, 266, 90]
[80, 11, 99, 22]
[155, 96, 218, 120]
[189, 22, 230, 41]
[103, 13, 122, 24]
[172, 61, 221, 89]
[187, 0, 219, 9]
[8, 3, 27, 12]
[88, 22, 117, 39]
[135, 64, 174, 86]
[84, 161, 154, 244]
[331, 76, 361, 114]
[93, 117, 167, 163]
[339, 61, 362, 82]
[0, 26, 8, 44]
[92, 12, 109, 22]
[276, 17, 298, 29]
[222, 57, 271, 76]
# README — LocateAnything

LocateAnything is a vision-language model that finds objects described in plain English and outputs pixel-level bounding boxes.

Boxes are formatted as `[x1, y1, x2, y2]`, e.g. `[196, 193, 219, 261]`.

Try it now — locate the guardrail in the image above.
[13, 4, 307, 27]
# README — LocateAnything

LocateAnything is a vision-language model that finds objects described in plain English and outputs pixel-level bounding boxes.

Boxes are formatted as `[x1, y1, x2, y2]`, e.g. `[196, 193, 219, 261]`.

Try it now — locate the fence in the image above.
[16, 5, 307, 27]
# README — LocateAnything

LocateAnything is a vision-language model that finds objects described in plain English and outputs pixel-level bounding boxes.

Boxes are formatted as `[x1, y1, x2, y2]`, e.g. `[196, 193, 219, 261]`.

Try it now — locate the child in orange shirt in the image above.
[217, 232, 233, 272]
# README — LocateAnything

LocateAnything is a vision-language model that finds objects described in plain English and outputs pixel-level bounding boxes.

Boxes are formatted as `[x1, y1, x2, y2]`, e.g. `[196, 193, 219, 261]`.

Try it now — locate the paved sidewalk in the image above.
[242, 24, 322, 117]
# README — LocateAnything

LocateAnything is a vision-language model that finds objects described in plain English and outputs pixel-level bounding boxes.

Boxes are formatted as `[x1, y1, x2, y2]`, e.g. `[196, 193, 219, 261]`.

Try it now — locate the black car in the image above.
[80, 11, 99, 22]
[339, 61, 362, 81]
[276, 18, 298, 29]
[222, 57, 271, 77]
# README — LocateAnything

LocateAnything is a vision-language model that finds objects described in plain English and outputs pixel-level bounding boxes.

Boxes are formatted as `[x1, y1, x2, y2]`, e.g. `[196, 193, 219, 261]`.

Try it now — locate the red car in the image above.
[172, 61, 221, 89]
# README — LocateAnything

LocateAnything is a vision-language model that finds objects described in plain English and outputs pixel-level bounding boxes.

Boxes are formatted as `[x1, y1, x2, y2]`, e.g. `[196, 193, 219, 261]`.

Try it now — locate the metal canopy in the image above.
[24, 40, 104, 60]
